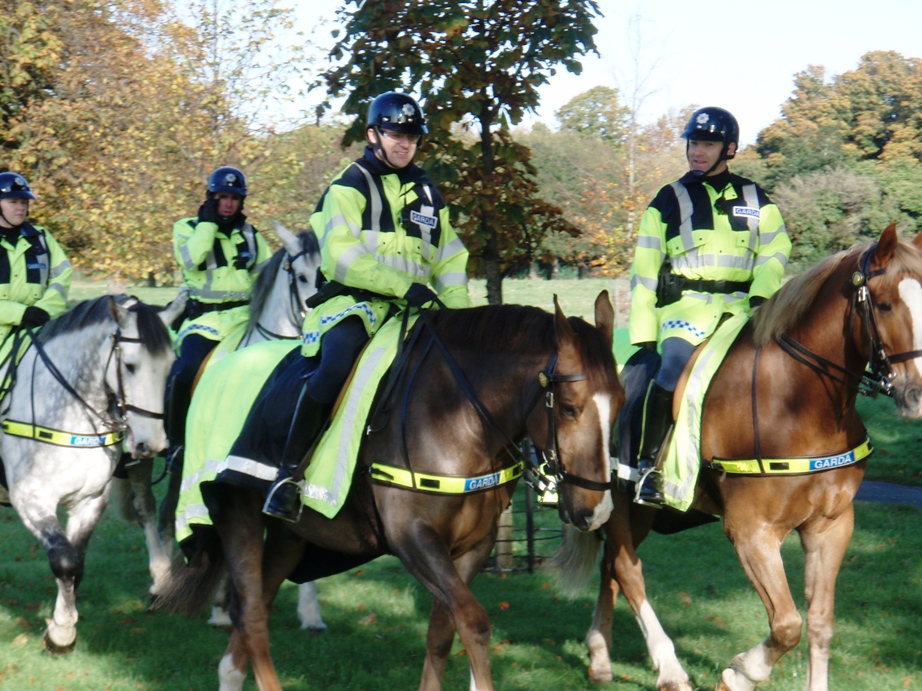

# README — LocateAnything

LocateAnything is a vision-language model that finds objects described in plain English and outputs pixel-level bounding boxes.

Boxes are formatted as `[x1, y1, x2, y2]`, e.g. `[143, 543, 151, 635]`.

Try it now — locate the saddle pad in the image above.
[175, 338, 301, 544]
[301, 312, 418, 518]
[661, 312, 749, 511]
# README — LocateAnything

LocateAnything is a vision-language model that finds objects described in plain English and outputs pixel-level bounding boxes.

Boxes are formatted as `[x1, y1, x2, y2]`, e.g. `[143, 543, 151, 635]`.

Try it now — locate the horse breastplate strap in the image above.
[705, 437, 872, 475]
[1, 419, 124, 447]
[369, 459, 524, 494]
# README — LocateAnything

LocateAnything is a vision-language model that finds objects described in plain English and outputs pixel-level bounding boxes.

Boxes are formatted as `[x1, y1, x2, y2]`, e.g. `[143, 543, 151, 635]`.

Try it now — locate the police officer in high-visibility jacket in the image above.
[0, 172, 71, 352]
[262, 91, 472, 521]
[629, 107, 791, 506]
[165, 166, 271, 465]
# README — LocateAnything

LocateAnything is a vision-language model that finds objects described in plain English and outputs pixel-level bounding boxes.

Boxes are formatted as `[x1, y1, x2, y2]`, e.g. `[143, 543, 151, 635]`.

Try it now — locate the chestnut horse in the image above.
[154, 292, 625, 691]
[555, 225, 922, 691]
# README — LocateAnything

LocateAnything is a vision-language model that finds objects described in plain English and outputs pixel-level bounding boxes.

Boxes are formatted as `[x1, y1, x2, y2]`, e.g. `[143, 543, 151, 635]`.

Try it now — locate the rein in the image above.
[370, 306, 609, 494]
[3, 323, 160, 447]
[775, 245, 922, 398]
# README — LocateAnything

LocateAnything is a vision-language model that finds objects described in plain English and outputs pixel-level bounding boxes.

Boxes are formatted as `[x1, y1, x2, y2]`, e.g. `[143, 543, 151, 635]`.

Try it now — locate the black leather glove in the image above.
[404, 283, 438, 307]
[197, 198, 220, 225]
[21, 306, 50, 328]
[749, 296, 766, 309]
[638, 341, 657, 352]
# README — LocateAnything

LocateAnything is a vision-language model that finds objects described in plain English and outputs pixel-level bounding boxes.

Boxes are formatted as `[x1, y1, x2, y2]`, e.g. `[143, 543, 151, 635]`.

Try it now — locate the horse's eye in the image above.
[125, 363, 137, 374]
[560, 403, 579, 420]
[298, 275, 309, 283]
[877, 302, 892, 313]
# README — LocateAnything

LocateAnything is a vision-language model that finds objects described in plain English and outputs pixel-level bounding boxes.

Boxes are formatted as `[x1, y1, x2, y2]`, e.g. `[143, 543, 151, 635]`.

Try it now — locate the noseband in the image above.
[777, 244, 922, 397]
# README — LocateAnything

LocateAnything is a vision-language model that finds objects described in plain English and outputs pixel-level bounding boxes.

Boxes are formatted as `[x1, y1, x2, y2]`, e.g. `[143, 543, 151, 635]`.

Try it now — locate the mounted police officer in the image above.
[628, 107, 791, 506]
[259, 91, 472, 521]
[165, 166, 270, 465]
[0, 172, 71, 352]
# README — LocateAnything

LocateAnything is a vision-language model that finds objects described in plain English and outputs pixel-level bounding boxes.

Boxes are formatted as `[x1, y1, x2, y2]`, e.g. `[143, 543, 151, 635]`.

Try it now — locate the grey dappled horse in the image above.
[0, 294, 183, 653]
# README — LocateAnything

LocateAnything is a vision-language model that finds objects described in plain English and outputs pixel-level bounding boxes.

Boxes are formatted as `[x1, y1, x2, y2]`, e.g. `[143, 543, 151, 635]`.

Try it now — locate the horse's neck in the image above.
[242, 272, 302, 347]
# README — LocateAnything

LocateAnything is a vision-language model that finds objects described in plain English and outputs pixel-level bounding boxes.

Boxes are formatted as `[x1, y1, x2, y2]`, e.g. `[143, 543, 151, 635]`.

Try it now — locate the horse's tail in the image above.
[149, 528, 226, 616]
[109, 477, 136, 522]
[546, 524, 604, 599]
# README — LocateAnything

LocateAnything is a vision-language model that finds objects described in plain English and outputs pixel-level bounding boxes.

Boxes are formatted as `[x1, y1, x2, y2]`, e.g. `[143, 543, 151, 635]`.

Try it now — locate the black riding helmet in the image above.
[366, 92, 427, 169]
[366, 92, 428, 135]
[0, 172, 37, 200]
[207, 166, 248, 197]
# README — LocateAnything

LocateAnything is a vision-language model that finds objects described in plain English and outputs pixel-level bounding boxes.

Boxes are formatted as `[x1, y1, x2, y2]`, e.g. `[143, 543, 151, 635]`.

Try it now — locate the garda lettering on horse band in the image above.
[706, 437, 872, 475]
[370, 459, 524, 494]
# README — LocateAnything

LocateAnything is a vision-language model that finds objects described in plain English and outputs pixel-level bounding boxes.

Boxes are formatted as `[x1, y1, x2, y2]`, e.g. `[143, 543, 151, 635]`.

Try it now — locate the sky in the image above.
[298, 0, 922, 146]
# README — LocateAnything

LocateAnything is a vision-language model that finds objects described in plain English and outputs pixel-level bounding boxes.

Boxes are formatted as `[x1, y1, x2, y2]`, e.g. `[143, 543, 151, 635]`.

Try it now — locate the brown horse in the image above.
[554, 225, 922, 691]
[154, 292, 625, 691]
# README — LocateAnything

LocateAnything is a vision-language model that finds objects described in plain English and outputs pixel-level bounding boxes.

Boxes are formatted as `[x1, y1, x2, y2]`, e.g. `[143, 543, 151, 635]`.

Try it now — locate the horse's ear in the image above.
[273, 220, 301, 256]
[874, 224, 899, 266]
[912, 230, 922, 252]
[108, 295, 131, 326]
[553, 294, 577, 346]
[159, 289, 188, 328]
[593, 291, 614, 347]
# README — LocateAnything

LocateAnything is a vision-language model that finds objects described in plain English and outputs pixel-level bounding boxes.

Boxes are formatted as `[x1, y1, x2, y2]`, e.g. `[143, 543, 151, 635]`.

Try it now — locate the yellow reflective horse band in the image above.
[706, 437, 873, 475]
[369, 459, 524, 494]
[2, 419, 124, 448]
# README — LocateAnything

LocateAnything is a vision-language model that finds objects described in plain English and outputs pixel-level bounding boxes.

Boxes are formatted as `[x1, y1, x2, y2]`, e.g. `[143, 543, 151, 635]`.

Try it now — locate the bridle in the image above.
[26, 324, 163, 434]
[388, 308, 612, 494]
[531, 353, 612, 492]
[775, 244, 922, 397]
[252, 248, 313, 342]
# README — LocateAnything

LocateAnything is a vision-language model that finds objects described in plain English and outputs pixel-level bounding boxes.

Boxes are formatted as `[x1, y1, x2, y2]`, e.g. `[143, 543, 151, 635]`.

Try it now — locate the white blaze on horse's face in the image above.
[587, 392, 614, 530]
[898, 277, 922, 383]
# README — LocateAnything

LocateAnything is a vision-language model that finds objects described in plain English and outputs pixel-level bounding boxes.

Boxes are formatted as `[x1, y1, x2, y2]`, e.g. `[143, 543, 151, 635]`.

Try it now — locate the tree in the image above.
[555, 86, 630, 144]
[317, 0, 601, 304]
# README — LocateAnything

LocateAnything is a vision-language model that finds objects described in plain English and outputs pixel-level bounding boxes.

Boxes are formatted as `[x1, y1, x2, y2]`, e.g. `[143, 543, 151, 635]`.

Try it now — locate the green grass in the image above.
[1, 495, 919, 690]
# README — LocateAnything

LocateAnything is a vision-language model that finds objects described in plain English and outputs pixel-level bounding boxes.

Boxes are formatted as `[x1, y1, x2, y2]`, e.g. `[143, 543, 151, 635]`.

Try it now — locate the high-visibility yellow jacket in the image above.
[302, 148, 471, 356]
[0, 223, 71, 347]
[172, 216, 270, 345]
[629, 171, 791, 346]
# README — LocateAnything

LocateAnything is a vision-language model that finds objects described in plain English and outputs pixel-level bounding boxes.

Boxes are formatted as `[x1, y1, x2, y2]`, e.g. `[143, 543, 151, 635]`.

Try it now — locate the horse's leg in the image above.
[125, 459, 172, 594]
[208, 574, 233, 627]
[297, 581, 327, 632]
[210, 485, 300, 691]
[395, 526, 496, 691]
[39, 492, 108, 654]
[798, 504, 854, 691]
[158, 461, 183, 554]
[718, 521, 802, 691]
[602, 496, 690, 691]
[586, 539, 620, 683]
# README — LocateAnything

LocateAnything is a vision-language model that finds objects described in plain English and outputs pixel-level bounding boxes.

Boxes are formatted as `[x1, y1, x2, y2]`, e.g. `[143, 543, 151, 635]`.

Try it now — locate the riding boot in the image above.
[164, 379, 192, 475]
[634, 382, 673, 507]
[262, 386, 330, 522]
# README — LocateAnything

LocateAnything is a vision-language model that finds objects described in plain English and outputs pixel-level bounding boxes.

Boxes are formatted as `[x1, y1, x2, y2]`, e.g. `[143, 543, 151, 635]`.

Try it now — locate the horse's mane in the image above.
[428, 304, 619, 388]
[753, 237, 922, 345]
[37, 295, 172, 354]
[247, 230, 319, 332]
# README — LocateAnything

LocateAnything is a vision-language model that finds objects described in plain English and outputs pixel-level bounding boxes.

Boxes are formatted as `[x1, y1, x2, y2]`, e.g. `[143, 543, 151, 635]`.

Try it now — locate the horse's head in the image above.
[274, 220, 322, 317]
[530, 291, 625, 531]
[106, 295, 181, 458]
[857, 224, 922, 416]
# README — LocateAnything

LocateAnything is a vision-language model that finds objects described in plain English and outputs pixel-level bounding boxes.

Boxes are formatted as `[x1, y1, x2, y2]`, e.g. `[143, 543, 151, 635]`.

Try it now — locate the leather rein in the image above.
[378, 306, 611, 493]
[774, 244, 922, 397]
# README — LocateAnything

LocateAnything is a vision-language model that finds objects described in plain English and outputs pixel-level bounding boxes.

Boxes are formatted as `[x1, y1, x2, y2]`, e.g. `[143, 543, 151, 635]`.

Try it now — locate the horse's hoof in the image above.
[587, 665, 614, 683]
[43, 629, 76, 656]
[301, 623, 328, 635]
[658, 681, 693, 691]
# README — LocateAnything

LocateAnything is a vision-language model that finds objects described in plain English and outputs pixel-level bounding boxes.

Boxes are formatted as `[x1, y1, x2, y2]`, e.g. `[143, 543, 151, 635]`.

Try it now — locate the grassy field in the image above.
[1, 276, 916, 690]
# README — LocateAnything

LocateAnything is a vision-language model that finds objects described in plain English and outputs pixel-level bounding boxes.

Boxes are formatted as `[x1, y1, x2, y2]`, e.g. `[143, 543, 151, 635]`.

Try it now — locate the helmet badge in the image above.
[14, 176, 26, 187]
[225, 173, 237, 184]
[696, 113, 710, 125]
[400, 103, 416, 122]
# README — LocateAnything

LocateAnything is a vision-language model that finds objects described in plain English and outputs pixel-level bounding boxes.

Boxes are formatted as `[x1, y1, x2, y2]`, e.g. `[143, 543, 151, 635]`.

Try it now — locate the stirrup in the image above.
[633, 467, 665, 508]
[262, 477, 304, 523]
